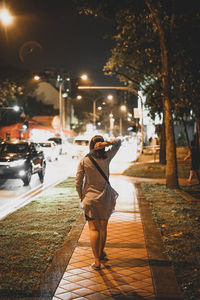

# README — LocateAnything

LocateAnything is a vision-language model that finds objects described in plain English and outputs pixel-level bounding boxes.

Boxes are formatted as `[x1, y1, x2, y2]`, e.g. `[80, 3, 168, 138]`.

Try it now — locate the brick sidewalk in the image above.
[52, 176, 181, 300]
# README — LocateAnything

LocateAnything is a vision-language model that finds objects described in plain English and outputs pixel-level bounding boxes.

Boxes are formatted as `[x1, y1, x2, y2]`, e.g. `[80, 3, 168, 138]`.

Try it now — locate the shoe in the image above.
[91, 263, 101, 270]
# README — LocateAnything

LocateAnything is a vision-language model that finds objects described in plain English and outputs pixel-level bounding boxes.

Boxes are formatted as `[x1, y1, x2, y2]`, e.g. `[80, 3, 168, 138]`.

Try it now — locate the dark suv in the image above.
[0, 141, 46, 185]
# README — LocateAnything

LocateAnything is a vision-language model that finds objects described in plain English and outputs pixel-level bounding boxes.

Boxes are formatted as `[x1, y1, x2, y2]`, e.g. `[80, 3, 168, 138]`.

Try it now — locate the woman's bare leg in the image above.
[88, 220, 101, 267]
[188, 170, 194, 182]
[99, 219, 108, 258]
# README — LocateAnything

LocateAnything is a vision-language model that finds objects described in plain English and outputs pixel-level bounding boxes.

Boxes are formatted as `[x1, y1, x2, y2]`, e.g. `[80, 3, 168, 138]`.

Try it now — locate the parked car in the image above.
[71, 136, 90, 159]
[37, 141, 59, 162]
[0, 140, 46, 185]
[48, 137, 68, 154]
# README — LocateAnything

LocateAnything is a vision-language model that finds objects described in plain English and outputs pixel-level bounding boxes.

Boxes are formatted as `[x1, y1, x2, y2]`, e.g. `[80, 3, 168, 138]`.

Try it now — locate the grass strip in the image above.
[141, 183, 200, 300]
[123, 162, 190, 179]
[0, 177, 82, 298]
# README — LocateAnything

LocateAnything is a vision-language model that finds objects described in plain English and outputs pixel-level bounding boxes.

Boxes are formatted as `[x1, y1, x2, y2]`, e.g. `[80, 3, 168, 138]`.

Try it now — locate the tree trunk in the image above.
[164, 95, 179, 188]
[196, 118, 200, 150]
[159, 117, 166, 164]
[146, 1, 179, 188]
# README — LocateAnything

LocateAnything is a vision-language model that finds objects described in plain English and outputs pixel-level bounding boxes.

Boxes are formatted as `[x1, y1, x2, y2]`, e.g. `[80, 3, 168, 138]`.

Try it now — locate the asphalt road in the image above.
[0, 143, 136, 220]
[0, 154, 79, 219]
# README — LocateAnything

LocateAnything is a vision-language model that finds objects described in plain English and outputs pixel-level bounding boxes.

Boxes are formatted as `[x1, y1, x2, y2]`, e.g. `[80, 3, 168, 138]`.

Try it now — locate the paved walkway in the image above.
[52, 176, 156, 300]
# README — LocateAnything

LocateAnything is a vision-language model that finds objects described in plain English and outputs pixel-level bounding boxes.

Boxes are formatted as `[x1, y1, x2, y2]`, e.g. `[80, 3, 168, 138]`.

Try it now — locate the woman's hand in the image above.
[94, 140, 116, 150]
[94, 142, 107, 150]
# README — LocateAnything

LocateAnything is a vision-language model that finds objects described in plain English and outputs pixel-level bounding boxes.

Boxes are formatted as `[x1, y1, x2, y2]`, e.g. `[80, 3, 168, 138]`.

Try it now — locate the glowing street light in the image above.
[0, 8, 14, 26]
[13, 105, 20, 112]
[76, 93, 113, 129]
[107, 94, 113, 101]
[119, 105, 127, 136]
[80, 74, 88, 81]
[93, 94, 114, 129]
[34, 75, 40, 81]
[120, 105, 127, 112]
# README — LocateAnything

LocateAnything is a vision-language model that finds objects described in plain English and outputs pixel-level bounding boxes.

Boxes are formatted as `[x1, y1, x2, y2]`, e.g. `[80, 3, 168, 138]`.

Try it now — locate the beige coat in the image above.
[75, 139, 121, 220]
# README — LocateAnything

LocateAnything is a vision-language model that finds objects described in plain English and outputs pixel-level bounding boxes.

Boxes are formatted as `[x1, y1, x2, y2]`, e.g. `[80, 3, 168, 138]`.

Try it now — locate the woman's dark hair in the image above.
[89, 135, 107, 159]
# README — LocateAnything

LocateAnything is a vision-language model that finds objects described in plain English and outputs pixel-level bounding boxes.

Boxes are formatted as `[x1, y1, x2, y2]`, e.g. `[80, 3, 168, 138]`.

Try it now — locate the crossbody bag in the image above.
[87, 154, 119, 200]
[87, 154, 110, 184]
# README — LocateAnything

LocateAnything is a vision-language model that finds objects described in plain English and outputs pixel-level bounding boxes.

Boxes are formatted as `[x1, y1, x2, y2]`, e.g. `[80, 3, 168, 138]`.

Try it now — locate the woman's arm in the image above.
[94, 139, 121, 160]
[184, 150, 191, 161]
[94, 139, 121, 150]
[75, 159, 85, 200]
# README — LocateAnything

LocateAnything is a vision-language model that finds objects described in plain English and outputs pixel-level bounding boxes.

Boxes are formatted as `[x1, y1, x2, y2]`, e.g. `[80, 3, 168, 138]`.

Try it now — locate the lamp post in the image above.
[34, 74, 63, 133]
[119, 105, 127, 136]
[0, 105, 20, 119]
[109, 112, 114, 136]
[93, 94, 113, 129]
[77, 94, 113, 130]
[59, 81, 63, 134]
[34, 73, 72, 135]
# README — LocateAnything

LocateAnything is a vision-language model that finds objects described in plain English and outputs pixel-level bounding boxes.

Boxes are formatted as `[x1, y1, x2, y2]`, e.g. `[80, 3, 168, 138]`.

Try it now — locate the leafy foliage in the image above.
[75, 0, 200, 120]
[75, 0, 200, 188]
[0, 64, 34, 105]
[0, 64, 58, 124]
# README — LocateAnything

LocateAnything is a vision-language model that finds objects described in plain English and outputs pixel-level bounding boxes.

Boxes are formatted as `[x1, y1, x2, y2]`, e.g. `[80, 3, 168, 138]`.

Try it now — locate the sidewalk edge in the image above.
[135, 183, 183, 300]
[39, 213, 85, 299]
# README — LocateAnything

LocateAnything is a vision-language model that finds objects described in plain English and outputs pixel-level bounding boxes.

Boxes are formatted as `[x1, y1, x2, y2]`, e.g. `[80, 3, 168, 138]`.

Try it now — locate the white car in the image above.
[71, 137, 90, 159]
[47, 137, 69, 154]
[37, 141, 59, 162]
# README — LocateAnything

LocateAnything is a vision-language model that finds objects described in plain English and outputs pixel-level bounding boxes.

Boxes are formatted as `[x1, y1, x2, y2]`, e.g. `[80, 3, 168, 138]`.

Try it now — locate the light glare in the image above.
[0, 8, 13, 26]
[34, 75, 40, 81]
[80, 74, 88, 81]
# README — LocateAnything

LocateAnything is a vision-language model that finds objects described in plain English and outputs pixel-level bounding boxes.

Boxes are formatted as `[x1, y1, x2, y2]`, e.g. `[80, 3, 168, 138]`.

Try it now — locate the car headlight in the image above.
[9, 159, 26, 167]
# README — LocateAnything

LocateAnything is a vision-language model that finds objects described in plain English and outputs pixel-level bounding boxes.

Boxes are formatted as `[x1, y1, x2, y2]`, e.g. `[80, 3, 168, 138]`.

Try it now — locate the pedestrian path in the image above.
[52, 176, 155, 300]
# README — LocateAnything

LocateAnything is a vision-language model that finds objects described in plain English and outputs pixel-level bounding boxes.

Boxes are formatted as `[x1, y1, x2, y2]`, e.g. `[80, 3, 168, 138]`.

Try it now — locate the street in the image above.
[0, 143, 136, 220]
[0, 154, 78, 220]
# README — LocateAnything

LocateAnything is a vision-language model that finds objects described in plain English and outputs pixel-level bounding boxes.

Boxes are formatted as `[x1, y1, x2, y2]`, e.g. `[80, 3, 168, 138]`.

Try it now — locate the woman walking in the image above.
[75, 135, 121, 270]
[184, 140, 200, 184]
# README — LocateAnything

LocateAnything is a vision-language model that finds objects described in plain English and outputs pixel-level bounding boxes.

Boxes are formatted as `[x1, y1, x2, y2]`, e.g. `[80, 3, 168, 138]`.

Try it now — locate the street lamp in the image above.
[13, 105, 20, 112]
[93, 94, 113, 129]
[76, 95, 82, 100]
[120, 105, 127, 136]
[34, 74, 67, 135]
[56, 75, 64, 134]
[0, 8, 14, 26]
[107, 94, 113, 101]
[76, 93, 113, 129]
[80, 74, 88, 81]
[109, 112, 115, 136]
[34, 75, 40, 81]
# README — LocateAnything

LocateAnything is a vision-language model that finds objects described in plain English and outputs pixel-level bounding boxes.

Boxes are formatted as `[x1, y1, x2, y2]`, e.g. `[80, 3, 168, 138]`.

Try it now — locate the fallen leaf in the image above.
[161, 224, 167, 228]
[169, 232, 183, 238]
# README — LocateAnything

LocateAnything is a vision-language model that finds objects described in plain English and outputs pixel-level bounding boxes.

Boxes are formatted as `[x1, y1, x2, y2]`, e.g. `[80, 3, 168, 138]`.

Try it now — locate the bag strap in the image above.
[87, 154, 110, 185]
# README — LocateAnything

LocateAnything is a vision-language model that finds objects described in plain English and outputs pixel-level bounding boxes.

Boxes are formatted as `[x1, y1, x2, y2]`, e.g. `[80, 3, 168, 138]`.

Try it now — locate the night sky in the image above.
[0, 0, 119, 85]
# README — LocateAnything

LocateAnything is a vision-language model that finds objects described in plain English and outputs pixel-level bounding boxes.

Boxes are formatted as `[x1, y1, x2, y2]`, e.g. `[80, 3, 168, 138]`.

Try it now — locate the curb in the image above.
[39, 213, 85, 299]
[177, 188, 200, 203]
[135, 183, 184, 300]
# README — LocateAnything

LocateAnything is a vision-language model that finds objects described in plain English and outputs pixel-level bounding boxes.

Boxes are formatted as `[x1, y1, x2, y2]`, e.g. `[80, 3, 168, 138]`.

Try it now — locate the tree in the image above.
[0, 64, 58, 123]
[75, 0, 200, 189]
